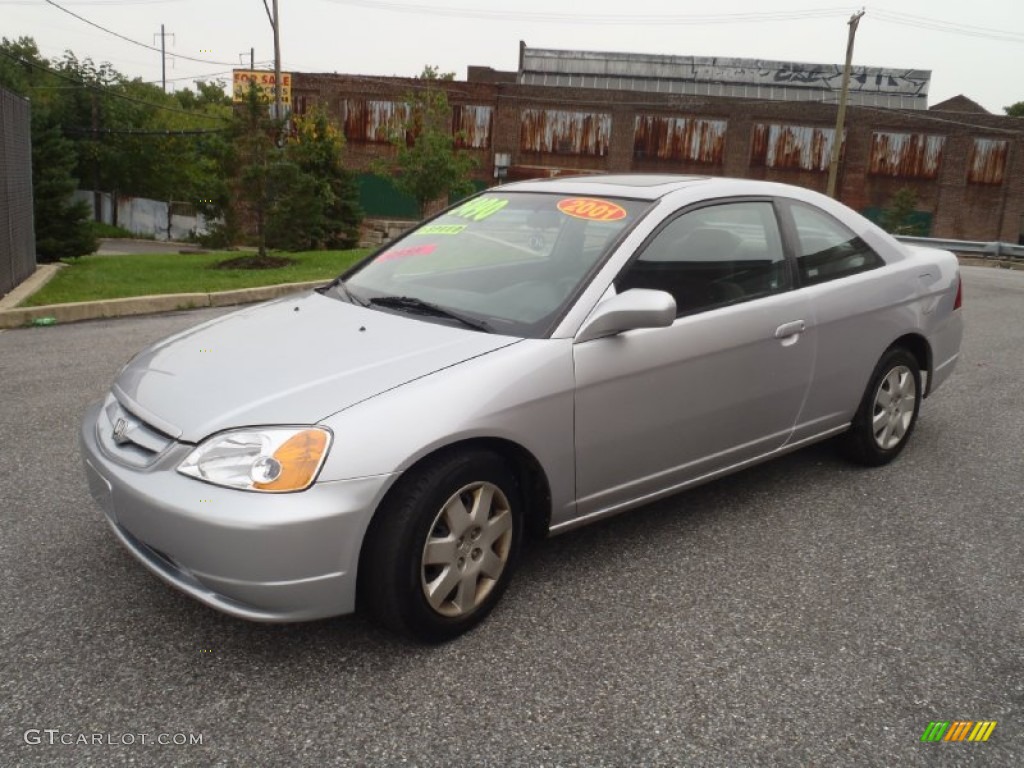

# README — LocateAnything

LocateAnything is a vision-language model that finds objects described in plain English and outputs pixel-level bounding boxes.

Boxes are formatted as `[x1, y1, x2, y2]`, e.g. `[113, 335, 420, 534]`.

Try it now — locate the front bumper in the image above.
[80, 400, 396, 622]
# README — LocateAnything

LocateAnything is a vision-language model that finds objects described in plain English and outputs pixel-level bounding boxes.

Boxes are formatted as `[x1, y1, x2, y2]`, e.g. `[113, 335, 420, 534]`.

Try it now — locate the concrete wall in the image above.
[291, 72, 1024, 243]
[75, 192, 211, 241]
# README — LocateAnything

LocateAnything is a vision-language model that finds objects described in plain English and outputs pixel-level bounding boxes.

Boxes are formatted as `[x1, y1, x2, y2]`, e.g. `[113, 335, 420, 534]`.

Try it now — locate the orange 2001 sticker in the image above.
[557, 197, 628, 222]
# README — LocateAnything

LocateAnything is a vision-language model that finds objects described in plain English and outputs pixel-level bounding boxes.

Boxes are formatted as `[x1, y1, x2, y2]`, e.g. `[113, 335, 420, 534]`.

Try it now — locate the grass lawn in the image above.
[22, 249, 370, 307]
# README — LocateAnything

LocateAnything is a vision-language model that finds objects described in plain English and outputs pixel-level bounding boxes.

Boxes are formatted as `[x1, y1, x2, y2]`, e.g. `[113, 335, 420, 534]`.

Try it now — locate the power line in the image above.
[0, 49, 231, 121]
[141, 63, 274, 86]
[318, 0, 851, 25]
[868, 8, 1024, 44]
[42, 0, 243, 66]
[62, 126, 231, 135]
[849, 103, 1023, 136]
[2, 1, 182, 5]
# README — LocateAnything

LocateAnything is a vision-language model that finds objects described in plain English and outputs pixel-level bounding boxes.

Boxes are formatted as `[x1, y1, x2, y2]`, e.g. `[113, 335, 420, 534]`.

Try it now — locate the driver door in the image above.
[572, 199, 815, 518]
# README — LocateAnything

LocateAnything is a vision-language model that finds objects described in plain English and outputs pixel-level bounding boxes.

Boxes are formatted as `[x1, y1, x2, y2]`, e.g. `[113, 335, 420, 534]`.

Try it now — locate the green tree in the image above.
[232, 93, 363, 253]
[264, 161, 324, 251]
[1005, 101, 1024, 117]
[174, 79, 232, 111]
[380, 66, 476, 216]
[234, 82, 282, 257]
[284, 106, 362, 248]
[881, 187, 927, 236]
[2, 37, 234, 237]
[31, 122, 96, 261]
[1, 37, 95, 259]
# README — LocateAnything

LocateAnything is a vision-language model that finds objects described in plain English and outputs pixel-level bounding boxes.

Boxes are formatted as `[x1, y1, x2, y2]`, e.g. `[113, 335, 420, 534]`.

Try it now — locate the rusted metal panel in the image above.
[519, 109, 611, 156]
[868, 132, 944, 179]
[633, 115, 727, 164]
[342, 99, 408, 143]
[452, 104, 492, 149]
[750, 123, 842, 172]
[967, 139, 1009, 184]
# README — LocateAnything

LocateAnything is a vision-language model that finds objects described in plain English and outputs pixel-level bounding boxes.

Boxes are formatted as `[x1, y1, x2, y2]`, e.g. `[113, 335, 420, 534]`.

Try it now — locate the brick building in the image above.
[288, 45, 1023, 243]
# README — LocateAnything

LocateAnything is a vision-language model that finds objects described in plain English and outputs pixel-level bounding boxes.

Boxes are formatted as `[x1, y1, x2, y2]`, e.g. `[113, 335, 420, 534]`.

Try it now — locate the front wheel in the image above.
[841, 347, 922, 466]
[359, 451, 523, 643]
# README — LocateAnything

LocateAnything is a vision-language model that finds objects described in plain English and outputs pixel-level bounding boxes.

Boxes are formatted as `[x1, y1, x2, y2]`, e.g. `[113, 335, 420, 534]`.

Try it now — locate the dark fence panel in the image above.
[0, 87, 36, 297]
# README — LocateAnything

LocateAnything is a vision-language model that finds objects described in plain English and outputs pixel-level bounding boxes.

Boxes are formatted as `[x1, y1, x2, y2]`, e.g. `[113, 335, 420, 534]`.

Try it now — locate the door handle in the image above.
[774, 320, 806, 339]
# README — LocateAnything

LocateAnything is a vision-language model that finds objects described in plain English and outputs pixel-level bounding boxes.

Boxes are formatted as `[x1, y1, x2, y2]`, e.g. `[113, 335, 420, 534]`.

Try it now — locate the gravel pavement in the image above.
[0, 266, 1020, 767]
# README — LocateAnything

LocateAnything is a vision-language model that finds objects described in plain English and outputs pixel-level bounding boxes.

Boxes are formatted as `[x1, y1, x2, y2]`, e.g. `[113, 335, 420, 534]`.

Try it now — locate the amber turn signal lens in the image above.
[252, 429, 329, 491]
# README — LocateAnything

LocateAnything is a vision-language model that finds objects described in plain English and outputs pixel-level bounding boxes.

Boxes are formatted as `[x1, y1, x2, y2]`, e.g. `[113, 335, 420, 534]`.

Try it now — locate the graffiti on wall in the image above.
[633, 115, 727, 164]
[522, 49, 930, 97]
[765, 63, 929, 95]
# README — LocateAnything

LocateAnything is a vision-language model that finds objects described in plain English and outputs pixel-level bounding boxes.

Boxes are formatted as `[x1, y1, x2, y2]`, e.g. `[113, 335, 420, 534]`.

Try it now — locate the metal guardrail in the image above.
[895, 235, 1024, 260]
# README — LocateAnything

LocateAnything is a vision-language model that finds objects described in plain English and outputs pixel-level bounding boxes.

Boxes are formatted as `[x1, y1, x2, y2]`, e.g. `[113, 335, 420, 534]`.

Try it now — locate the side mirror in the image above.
[575, 288, 676, 343]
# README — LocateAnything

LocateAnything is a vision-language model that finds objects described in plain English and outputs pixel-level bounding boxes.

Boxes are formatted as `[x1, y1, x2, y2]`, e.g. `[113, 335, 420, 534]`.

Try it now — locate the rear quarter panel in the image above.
[792, 246, 961, 441]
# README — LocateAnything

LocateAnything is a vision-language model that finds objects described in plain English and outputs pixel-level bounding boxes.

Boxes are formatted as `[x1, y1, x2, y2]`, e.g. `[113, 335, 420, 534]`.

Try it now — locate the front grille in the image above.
[97, 393, 175, 468]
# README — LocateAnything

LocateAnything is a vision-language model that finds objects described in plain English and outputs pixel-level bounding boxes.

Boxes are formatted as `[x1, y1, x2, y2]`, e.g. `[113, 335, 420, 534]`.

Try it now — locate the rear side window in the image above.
[787, 202, 884, 286]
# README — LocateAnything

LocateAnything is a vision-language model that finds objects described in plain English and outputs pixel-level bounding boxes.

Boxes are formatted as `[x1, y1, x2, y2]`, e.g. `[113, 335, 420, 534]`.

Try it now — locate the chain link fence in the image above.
[0, 87, 36, 297]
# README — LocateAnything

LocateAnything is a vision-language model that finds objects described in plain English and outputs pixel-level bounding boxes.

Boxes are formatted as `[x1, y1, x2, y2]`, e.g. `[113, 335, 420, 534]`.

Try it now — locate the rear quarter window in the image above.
[786, 202, 885, 286]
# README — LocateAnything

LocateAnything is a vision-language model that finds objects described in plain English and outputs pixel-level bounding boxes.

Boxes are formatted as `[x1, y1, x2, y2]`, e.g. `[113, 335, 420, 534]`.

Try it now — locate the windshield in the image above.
[341, 191, 653, 337]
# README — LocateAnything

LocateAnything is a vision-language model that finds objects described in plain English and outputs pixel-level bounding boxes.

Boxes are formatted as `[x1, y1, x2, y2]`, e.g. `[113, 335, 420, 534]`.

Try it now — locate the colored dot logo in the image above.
[199, 649, 213, 653]
[199, 348, 213, 352]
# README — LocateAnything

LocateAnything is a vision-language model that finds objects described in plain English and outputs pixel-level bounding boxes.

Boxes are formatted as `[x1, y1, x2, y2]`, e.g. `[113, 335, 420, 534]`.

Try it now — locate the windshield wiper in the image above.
[368, 295, 491, 332]
[318, 279, 367, 306]
[335, 281, 367, 306]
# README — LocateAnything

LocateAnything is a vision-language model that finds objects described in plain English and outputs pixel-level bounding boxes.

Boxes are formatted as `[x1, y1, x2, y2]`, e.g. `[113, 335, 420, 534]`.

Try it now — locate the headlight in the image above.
[177, 427, 332, 492]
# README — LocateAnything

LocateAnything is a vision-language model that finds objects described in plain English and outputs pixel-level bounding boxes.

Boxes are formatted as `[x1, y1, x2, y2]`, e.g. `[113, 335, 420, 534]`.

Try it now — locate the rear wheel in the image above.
[359, 451, 522, 643]
[841, 347, 922, 466]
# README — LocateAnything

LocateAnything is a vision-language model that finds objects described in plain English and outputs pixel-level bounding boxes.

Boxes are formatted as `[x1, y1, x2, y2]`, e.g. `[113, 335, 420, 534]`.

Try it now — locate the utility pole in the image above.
[91, 87, 101, 222]
[272, 0, 282, 119]
[262, 0, 282, 119]
[250, 47, 255, 71]
[827, 10, 865, 199]
[154, 25, 175, 92]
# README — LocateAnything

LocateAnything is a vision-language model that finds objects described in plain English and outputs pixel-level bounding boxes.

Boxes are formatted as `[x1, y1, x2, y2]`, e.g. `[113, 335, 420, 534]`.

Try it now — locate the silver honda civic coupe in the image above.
[81, 175, 963, 642]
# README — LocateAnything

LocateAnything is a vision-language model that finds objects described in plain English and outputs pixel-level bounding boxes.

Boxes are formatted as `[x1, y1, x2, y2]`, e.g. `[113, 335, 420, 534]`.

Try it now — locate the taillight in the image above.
[953, 275, 963, 310]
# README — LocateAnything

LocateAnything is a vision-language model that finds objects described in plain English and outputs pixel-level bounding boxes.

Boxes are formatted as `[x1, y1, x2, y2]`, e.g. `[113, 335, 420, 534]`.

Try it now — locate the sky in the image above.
[3, 0, 1023, 113]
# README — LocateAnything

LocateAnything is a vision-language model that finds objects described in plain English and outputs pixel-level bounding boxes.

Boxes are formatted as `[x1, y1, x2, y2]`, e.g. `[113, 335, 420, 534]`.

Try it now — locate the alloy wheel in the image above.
[871, 364, 917, 450]
[420, 482, 513, 617]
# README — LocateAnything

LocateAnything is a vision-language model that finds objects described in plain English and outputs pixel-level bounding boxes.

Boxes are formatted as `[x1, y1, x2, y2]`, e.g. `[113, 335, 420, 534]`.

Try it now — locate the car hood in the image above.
[112, 291, 520, 442]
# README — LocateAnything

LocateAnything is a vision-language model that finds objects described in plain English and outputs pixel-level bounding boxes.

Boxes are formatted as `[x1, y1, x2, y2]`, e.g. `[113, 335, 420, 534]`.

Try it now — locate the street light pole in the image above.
[827, 10, 865, 199]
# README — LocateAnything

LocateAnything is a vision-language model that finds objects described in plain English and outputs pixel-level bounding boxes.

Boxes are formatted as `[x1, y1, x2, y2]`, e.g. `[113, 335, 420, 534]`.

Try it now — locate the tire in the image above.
[359, 450, 523, 643]
[841, 346, 922, 466]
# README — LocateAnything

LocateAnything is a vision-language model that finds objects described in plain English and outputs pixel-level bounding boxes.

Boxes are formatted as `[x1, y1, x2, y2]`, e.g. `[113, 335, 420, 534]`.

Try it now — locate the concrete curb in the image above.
[0, 280, 327, 330]
[0, 264, 65, 311]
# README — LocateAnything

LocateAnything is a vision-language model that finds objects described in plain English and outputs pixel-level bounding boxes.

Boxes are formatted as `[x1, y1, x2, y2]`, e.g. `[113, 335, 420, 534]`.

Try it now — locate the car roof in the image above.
[499, 174, 709, 200]
[497, 174, 814, 202]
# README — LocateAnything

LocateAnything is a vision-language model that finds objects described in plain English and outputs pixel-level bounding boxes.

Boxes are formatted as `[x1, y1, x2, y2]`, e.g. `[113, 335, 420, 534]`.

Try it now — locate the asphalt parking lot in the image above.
[0, 266, 1020, 767]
